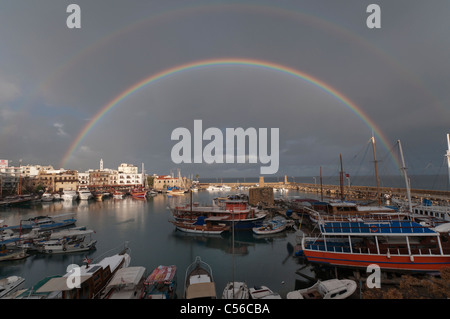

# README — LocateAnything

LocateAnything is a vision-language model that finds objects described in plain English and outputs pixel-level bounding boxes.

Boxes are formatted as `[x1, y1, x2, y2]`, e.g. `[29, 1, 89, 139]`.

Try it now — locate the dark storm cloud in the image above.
[0, 0, 449, 178]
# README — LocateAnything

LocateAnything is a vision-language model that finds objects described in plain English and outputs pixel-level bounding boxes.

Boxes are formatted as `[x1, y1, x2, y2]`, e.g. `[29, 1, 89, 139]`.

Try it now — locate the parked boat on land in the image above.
[184, 256, 216, 299]
[101, 266, 146, 299]
[141, 265, 177, 299]
[287, 279, 357, 299]
[0, 276, 25, 298]
[249, 285, 282, 299]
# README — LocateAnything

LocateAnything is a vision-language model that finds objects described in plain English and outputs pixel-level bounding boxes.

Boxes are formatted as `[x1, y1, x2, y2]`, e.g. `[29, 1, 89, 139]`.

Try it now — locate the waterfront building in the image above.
[35, 169, 79, 192]
[153, 175, 182, 190]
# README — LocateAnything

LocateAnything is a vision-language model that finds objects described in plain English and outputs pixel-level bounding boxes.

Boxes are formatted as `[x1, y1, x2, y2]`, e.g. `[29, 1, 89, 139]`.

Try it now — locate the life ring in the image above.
[63, 247, 67, 251]
[370, 225, 378, 233]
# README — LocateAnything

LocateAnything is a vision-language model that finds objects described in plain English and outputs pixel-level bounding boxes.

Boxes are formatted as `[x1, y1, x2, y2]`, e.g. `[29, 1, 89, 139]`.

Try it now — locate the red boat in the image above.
[131, 189, 147, 199]
[301, 214, 450, 272]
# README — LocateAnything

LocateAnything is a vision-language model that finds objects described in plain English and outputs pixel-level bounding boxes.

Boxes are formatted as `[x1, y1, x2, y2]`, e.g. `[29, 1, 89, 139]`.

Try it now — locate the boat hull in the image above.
[303, 249, 450, 272]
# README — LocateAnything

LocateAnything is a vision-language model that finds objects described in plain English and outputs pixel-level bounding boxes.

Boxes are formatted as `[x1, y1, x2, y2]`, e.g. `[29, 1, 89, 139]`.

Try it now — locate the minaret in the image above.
[100, 159, 103, 171]
[446, 134, 450, 186]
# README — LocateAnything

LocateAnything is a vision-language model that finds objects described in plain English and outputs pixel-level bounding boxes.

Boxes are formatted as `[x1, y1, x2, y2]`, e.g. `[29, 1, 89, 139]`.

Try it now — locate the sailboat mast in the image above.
[320, 166, 324, 202]
[398, 140, 413, 215]
[339, 154, 345, 201]
[371, 136, 381, 206]
[446, 134, 450, 187]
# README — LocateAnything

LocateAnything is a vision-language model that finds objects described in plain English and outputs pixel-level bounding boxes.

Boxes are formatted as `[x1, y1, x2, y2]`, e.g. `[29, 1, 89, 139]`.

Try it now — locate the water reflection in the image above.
[0, 191, 324, 298]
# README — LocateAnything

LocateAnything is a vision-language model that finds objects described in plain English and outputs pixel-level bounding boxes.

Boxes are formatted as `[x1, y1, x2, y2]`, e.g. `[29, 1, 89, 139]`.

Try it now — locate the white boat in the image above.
[287, 279, 357, 299]
[249, 285, 282, 299]
[184, 256, 216, 299]
[52, 193, 62, 201]
[41, 193, 54, 202]
[32, 229, 97, 254]
[222, 281, 249, 299]
[101, 266, 146, 299]
[62, 190, 78, 201]
[206, 185, 224, 191]
[36, 246, 131, 299]
[170, 217, 229, 235]
[78, 187, 93, 200]
[0, 276, 25, 298]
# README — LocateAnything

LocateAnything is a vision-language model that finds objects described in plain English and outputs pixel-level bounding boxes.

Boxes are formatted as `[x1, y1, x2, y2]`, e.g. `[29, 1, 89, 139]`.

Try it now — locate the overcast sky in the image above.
[0, 0, 449, 180]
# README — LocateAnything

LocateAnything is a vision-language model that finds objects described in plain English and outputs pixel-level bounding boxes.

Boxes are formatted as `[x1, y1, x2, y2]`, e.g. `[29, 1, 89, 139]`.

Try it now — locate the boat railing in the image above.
[305, 241, 441, 256]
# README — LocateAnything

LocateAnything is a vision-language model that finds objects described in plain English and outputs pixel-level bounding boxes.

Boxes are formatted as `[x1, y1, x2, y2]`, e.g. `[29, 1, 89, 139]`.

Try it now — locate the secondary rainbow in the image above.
[60, 58, 398, 168]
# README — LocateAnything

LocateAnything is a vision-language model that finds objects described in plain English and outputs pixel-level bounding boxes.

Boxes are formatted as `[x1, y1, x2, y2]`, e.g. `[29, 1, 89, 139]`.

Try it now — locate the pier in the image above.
[199, 181, 450, 204]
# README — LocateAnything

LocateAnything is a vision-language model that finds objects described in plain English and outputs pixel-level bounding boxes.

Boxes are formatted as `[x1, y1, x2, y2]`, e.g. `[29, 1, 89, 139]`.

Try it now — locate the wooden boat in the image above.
[0, 276, 25, 298]
[170, 200, 266, 231]
[184, 256, 216, 299]
[287, 279, 357, 299]
[131, 189, 147, 199]
[36, 246, 131, 299]
[301, 216, 450, 272]
[113, 191, 125, 199]
[141, 265, 177, 299]
[249, 286, 281, 299]
[252, 218, 288, 235]
[170, 216, 229, 235]
[3, 213, 77, 234]
[222, 281, 249, 299]
[101, 266, 146, 299]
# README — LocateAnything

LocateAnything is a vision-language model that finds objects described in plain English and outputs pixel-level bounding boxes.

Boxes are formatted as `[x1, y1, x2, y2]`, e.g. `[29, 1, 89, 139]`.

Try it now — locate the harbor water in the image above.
[0, 190, 324, 299]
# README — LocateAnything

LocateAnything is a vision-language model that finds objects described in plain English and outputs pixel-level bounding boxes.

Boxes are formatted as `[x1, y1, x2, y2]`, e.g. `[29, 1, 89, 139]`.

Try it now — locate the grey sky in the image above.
[0, 0, 449, 180]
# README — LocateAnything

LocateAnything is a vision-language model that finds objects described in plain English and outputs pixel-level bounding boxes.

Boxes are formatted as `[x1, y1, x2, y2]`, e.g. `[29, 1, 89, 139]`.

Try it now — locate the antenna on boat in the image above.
[398, 140, 413, 217]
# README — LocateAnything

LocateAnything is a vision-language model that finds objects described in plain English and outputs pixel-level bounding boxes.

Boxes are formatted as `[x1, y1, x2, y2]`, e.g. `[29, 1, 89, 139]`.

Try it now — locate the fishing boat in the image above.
[0, 276, 25, 298]
[222, 281, 249, 299]
[0, 246, 29, 262]
[62, 190, 78, 201]
[113, 191, 125, 199]
[287, 279, 357, 299]
[94, 192, 103, 201]
[170, 200, 266, 231]
[3, 213, 77, 234]
[101, 266, 146, 299]
[184, 256, 216, 299]
[170, 216, 230, 235]
[141, 265, 177, 299]
[35, 245, 131, 299]
[31, 229, 97, 254]
[252, 218, 289, 235]
[131, 189, 146, 199]
[78, 186, 93, 200]
[249, 286, 282, 299]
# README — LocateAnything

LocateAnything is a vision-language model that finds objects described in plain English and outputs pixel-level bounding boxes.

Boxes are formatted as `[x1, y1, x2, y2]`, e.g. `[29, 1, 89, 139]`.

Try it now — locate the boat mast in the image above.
[320, 166, 324, 202]
[371, 136, 381, 206]
[446, 134, 450, 187]
[339, 154, 345, 201]
[398, 140, 413, 216]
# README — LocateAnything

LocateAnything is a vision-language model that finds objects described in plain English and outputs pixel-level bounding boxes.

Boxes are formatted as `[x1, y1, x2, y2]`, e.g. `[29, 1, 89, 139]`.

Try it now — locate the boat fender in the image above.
[48, 250, 53, 254]
[386, 250, 390, 259]
[410, 255, 414, 262]
[63, 247, 67, 251]
[80, 245, 84, 249]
